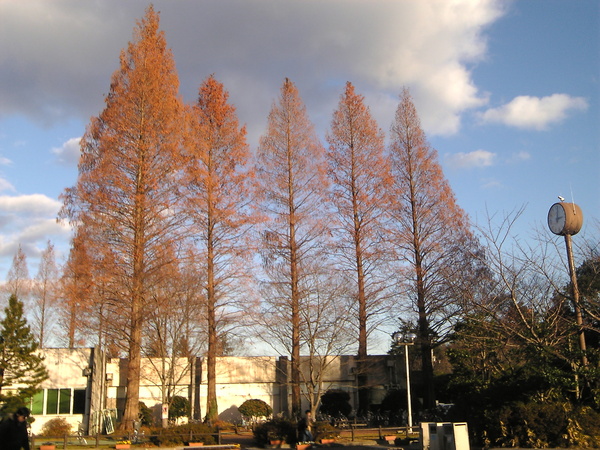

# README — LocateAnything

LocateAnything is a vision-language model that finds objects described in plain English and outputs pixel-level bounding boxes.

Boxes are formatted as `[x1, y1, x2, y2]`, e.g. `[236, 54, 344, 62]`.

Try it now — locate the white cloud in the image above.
[0, 194, 61, 216]
[0, 157, 12, 165]
[480, 94, 588, 130]
[0, 178, 15, 193]
[0, 0, 505, 137]
[52, 137, 81, 166]
[0, 194, 71, 263]
[445, 149, 496, 169]
[508, 151, 531, 163]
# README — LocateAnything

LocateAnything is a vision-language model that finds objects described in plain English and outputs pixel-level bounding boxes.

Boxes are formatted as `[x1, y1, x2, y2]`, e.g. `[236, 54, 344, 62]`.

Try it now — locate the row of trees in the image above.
[2, 7, 598, 441]
[51, 6, 476, 429]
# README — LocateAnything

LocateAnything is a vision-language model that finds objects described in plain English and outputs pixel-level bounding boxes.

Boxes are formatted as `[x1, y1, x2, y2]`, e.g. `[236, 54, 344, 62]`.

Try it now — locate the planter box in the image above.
[320, 439, 335, 444]
[296, 445, 312, 450]
[189, 443, 204, 447]
[116, 445, 131, 449]
[384, 435, 397, 445]
[40, 446, 56, 450]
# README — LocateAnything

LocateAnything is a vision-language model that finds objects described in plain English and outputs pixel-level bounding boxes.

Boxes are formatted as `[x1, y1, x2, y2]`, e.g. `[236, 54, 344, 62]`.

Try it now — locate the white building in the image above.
[24, 348, 405, 435]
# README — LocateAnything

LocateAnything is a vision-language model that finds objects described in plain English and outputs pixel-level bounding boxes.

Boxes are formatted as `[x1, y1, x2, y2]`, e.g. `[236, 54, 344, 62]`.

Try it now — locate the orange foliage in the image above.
[184, 74, 253, 422]
[60, 5, 185, 430]
[326, 81, 390, 359]
[388, 88, 473, 409]
[254, 78, 329, 416]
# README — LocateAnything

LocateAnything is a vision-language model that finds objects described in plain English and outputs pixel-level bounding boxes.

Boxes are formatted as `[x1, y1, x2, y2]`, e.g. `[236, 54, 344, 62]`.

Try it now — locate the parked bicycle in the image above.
[77, 423, 87, 445]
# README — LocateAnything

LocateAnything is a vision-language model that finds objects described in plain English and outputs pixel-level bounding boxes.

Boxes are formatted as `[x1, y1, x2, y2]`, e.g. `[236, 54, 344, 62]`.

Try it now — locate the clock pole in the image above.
[548, 199, 587, 368]
[563, 233, 588, 367]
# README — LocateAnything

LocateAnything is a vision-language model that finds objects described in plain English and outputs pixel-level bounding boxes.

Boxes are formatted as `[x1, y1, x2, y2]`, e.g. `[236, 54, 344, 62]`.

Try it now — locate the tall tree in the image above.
[254, 78, 329, 417]
[32, 240, 59, 348]
[5, 244, 30, 305]
[58, 230, 94, 348]
[387, 88, 473, 409]
[0, 294, 48, 411]
[60, 6, 185, 430]
[326, 81, 391, 413]
[184, 74, 254, 423]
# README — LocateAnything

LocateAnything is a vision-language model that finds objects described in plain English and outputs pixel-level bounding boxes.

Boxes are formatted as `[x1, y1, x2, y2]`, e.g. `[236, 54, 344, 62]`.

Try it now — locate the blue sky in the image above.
[0, 0, 598, 283]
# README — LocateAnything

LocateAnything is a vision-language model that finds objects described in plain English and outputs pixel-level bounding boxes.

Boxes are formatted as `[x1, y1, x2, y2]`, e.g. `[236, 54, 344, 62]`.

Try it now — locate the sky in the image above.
[0, 0, 598, 286]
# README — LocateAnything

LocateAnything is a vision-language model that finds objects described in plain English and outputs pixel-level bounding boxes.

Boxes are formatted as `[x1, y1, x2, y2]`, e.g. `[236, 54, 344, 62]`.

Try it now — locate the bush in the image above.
[313, 421, 340, 441]
[485, 402, 574, 448]
[40, 417, 72, 437]
[238, 399, 273, 422]
[319, 390, 351, 418]
[147, 422, 216, 446]
[212, 419, 234, 430]
[253, 418, 296, 445]
[139, 401, 153, 426]
[169, 395, 191, 420]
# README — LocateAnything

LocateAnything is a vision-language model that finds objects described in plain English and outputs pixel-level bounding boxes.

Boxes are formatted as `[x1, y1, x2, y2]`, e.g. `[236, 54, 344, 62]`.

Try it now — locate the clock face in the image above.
[548, 203, 566, 235]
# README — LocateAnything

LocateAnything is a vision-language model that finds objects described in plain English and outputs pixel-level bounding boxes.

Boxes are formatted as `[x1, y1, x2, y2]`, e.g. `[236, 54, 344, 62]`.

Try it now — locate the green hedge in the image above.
[147, 423, 216, 446]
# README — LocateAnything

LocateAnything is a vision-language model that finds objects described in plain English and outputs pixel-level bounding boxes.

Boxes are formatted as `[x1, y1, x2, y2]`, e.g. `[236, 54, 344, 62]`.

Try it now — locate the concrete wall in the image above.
[19, 349, 405, 434]
[28, 348, 97, 435]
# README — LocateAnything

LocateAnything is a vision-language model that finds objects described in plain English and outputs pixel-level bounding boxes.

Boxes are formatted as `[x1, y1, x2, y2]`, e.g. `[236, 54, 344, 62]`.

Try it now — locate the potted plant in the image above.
[314, 422, 339, 445]
[116, 440, 131, 449]
[40, 443, 56, 450]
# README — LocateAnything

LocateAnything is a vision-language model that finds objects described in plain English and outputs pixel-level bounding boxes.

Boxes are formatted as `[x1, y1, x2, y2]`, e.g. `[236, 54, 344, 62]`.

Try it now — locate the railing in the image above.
[31, 429, 227, 449]
[340, 424, 419, 442]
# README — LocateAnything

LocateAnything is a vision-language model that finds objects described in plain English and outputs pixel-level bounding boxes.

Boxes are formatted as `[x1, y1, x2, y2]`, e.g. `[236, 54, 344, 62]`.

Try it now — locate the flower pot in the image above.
[189, 443, 204, 447]
[384, 435, 397, 444]
[116, 445, 131, 449]
[296, 444, 311, 450]
[320, 439, 335, 444]
[40, 446, 56, 450]
[270, 440, 283, 446]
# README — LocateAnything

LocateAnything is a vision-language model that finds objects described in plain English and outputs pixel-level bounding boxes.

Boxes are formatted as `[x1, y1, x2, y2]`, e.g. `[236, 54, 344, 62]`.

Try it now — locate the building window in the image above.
[31, 391, 44, 415]
[46, 389, 59, 415]
[33, 388, 87, 415]
[73, 389, 86, 414]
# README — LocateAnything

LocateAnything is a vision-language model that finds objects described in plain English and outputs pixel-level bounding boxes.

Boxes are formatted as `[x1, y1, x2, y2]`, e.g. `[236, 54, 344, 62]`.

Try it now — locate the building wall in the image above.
[27, 348, 98, 435]
[22, 349, 405, 435]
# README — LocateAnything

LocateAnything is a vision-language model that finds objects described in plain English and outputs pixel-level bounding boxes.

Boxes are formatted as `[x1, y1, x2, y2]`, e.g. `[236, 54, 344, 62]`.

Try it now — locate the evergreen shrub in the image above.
[253, 418, 296, 445]
[148, 422, 216, 446]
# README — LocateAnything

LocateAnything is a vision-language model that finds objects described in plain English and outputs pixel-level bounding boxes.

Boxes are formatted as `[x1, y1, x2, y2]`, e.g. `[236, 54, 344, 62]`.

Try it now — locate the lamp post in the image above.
[392, 332, 416, 431]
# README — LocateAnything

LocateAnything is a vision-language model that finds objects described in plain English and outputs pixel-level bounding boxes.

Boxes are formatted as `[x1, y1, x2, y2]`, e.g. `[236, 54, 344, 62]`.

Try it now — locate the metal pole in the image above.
[564, 234, 588, 367]
[405, 344, 413, 431]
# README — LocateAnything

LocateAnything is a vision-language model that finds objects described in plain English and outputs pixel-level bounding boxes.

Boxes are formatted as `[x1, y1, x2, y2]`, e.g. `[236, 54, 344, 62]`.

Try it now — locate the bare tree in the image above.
[254, 78, 330, 417]
[184, 75, 255, 422]
[32, 240, 59, 348]
[467, 208, 600, 400]
[387, 88, 475, 409]
[326, 81, 392, 413]
[5, 244, 30, 305]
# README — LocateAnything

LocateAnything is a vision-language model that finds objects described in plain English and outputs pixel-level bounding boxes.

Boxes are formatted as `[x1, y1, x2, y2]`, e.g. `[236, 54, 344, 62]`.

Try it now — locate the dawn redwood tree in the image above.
[184, 75, 254, 422]
[254, 78, 330, 417]
[60, 6, 185, 430]
[5, 244, 30, 306]
[32, 240, 59, 348]
[59, 231, 94, 348]
[326, 81, 391, 413]
[388, 88, 474, 409]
